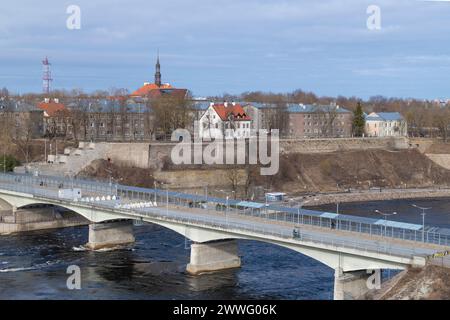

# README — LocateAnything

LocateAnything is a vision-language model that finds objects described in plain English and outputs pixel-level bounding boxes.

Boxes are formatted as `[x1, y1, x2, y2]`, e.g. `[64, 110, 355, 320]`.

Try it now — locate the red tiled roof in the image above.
[131, 83, 173, 96]
[212, 103, 251, 121]
[37, 101, 67, 117]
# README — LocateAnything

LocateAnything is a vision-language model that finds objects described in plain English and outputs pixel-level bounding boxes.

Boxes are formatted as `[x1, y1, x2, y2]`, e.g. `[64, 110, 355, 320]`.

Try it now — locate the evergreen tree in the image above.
[0, 155, 20, 172]
[352, 102, 366, 137]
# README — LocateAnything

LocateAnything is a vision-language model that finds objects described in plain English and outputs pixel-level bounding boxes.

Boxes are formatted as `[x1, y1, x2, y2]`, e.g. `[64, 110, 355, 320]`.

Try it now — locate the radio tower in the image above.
[42, 57, 53, 94]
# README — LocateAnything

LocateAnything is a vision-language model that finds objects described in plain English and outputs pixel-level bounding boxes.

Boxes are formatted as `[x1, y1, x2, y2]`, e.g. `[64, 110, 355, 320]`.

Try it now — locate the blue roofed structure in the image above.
[365, 112, 407, 137]
[287, 103, 351, 114]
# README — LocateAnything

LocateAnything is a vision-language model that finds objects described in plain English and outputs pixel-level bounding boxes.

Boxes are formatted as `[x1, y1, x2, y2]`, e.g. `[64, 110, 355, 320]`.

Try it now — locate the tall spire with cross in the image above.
[154, 50, 162, 87]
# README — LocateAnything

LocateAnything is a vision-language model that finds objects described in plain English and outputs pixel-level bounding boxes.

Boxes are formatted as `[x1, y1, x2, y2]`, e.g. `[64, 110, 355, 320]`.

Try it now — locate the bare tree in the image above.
[150, 94, 193, 140]
[11, 118, 34, 164]
[316, 107, 338, 138]
[433, 108, 450, 142]
[227, 165, 241, 196]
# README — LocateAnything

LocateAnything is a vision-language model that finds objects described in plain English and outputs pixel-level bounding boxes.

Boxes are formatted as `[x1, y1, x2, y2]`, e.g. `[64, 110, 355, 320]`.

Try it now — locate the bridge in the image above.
[0, 172, 449, 300]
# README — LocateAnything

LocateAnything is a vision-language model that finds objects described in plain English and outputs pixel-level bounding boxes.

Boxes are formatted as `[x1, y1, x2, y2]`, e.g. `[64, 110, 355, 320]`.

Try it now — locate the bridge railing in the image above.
[125, 206, 422, 259]
[0, 172, 449, 247]
[116, 185, 450, 247]
[0, 176, 436, 258]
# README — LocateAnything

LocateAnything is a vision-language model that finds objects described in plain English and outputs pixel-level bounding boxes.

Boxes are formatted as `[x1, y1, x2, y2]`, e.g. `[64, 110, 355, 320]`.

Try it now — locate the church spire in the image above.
[154, 50, 162, 87]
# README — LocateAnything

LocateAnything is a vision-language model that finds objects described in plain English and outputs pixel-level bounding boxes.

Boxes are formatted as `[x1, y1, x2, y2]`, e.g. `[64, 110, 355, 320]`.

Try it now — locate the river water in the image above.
[0, 198, 449, 300]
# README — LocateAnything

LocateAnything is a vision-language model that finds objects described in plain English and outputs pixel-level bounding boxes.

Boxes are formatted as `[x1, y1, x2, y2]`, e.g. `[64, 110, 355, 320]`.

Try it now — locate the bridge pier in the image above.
[186, 240, 241, 275]
[86, 220, 135, 250]
[333, 268, 376, 300]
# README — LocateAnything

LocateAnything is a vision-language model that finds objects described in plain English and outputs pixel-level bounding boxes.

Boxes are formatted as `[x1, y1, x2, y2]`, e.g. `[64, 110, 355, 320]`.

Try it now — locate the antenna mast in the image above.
[42, 57, 53, 94]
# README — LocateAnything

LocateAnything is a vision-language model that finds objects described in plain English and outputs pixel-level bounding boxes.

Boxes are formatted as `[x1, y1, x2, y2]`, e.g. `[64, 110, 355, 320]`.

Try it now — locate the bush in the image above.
[0, 155, 21, 172]
[319, 159, 333, 175]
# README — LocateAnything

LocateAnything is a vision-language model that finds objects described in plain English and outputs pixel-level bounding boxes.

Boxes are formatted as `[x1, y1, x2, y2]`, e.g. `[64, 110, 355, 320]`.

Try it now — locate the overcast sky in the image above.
[1, 0, 450, 99]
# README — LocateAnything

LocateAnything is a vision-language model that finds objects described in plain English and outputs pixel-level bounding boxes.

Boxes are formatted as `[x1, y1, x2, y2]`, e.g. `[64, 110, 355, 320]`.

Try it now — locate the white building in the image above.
[365, 112, 407, 137]
[198, 102, 252, 139]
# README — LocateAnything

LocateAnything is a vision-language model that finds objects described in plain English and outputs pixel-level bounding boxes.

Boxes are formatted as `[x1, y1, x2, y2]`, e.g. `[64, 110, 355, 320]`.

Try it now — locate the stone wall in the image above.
[280, 137, 409, 154]
[147, 137, 410, 170]
[102, 143, 150, 168]
[52, 137, 411, 173]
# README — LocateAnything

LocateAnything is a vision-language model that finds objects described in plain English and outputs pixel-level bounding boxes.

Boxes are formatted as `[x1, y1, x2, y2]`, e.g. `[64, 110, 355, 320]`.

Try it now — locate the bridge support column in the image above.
[187, 240, 241, 275]
[333, 268, 373, 300]
[86, 220, 135, 250]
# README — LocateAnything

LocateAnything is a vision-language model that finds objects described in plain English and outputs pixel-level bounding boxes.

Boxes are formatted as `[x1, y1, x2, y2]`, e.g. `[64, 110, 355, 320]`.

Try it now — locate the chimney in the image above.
[44, 98, 50, 103]
[232, 101, 236, 106]
[224, 102, 228, 107]
[54, 98, 59, 103]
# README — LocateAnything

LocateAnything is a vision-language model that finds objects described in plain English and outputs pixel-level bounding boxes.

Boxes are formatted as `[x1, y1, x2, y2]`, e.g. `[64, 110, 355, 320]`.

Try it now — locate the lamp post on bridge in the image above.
[160, 182, 168, 216]
[216, 189, 234, 225]
[166, 184, 169, 215]
[374, 209, 397, 237]
[289, 199, 310, 226]
[104, 168, 114, 195]
[204, 185, 208, 211]
[412, 204, 432, 243]
[226, 195, 229, 226]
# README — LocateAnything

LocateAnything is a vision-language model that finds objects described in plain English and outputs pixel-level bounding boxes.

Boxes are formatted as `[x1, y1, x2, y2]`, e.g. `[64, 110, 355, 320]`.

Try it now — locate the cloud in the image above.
[1, 0, 450, 98]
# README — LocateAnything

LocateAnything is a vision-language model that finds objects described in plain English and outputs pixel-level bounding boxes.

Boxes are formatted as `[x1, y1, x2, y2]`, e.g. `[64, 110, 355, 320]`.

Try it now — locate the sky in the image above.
[1, 0, 450, 99]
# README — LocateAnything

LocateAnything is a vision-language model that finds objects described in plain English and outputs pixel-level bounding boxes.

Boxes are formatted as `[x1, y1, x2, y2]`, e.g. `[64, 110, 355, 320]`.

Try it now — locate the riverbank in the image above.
[365, 264, 450, 300]
[297, 188, 450, 207]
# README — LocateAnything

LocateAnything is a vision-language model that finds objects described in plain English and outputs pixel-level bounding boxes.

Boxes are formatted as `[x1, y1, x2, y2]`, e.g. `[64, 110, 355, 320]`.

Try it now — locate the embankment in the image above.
[365, 264, 450, 300]
[80, 148, 450, 203]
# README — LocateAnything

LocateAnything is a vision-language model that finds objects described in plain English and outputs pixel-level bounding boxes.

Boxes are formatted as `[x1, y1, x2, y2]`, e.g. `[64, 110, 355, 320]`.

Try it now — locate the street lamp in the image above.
[289, 199, 310, 226]
[204, 185, 208, 210]
[104, 168, 114, 194]
[374, 209, 397, 237]
[166, 184, 169, 215]
[159, 182, 168, 215]
[216, 189, 233, 216]
[412, 204, 432, 242]
[226, 195, 229, 225]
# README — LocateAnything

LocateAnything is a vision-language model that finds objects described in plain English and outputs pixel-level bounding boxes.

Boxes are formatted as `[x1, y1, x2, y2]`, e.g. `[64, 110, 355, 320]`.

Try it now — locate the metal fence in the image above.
[0, 179, 419, 258]
[1, 172, 449, 248]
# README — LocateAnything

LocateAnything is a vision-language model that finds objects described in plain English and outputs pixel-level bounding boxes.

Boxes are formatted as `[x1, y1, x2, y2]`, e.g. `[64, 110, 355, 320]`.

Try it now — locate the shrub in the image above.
[0, 155, 21, 172]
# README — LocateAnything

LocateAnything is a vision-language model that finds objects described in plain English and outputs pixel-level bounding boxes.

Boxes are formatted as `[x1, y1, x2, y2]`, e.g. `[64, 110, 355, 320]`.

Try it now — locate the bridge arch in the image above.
[0, 192, 123, 223]
[138, 218, 342, 270]
[0, 197, 13, 211]
[141, 219, 408, 271]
